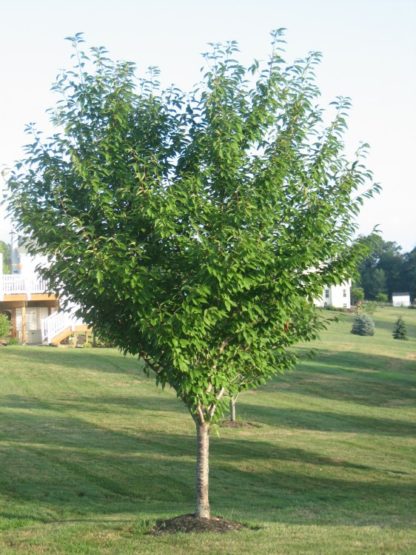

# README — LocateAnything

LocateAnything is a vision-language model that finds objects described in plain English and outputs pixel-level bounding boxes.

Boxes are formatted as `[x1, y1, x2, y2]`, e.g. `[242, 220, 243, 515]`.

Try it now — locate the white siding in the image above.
[392, 294, 411, 307]
[315, 281, 351, 309]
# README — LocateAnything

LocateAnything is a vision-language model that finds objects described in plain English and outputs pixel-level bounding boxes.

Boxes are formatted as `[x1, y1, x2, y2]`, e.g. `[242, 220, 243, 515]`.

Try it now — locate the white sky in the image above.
[0, 0, 415, 251]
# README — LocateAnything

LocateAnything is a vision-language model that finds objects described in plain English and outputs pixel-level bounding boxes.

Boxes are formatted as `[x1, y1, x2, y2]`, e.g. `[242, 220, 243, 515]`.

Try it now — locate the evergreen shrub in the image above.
[392, 317, 407, 340]
[351, 314, 375, 336]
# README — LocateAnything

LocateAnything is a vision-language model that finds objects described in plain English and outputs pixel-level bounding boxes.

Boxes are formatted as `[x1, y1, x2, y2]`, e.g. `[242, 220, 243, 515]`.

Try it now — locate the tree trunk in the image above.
[195, 421, 210, 519]
[229, 397, 236, 422]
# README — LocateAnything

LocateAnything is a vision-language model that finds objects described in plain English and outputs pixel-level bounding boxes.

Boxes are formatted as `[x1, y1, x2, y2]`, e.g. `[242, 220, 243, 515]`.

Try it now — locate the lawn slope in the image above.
[0, 307, 415, 554]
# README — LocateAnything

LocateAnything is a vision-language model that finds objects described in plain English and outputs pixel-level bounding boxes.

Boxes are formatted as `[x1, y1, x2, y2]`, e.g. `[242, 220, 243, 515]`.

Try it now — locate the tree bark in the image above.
[229, 397, 236, 422]
[195, 421, 210, 519]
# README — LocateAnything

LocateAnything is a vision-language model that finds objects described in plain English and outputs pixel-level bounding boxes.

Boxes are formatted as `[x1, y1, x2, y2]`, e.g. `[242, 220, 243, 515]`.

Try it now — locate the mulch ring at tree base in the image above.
[149, 514, 247, 535]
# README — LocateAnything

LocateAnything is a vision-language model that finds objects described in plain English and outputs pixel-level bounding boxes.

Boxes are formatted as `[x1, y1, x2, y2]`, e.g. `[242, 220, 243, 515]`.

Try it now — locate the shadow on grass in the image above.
[236, 404, 416, 437]
[3, 391, 415, 439]
[5, 399, 408, 459]
[0, 403, 415, 529]
[1, 393, 185, 416]
[5, 347, 416, 411]
[271, 349, 416, 407]
[372, 316, 416, 337]
[1, 347, 415, 530]
[1, 439, 415, 529]
[1, 346, 144, 375]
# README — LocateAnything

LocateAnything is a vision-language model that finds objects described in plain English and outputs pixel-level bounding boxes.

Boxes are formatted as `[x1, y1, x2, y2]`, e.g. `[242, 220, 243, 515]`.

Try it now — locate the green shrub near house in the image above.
[376, 292, 388, 303]
[0, 313, 11, 340]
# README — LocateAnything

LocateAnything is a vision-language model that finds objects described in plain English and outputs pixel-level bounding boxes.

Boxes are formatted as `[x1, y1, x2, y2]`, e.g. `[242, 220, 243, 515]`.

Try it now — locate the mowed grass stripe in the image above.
[0, 306, 415, 553]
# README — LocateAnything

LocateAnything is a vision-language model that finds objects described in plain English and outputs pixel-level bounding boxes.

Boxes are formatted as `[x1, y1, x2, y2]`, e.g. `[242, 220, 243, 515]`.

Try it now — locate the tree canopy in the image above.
[0, 241, 11, 273]
[6, 31, 378, 519]
[355, 234, 416, 301]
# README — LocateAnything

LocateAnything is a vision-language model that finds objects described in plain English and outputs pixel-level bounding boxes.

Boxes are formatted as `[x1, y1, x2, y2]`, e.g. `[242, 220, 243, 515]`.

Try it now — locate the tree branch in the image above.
[140, 351, 162, 375]
[208, 387, 225, 419]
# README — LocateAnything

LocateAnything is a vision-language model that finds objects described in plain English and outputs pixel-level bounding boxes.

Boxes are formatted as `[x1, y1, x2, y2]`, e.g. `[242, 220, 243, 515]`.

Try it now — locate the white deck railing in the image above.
[0, 274, 50, 299]
[41, 310, 85, 344]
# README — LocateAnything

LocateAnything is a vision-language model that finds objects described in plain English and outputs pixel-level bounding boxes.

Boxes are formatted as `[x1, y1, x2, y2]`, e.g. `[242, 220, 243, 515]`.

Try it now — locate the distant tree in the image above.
[0, 313, 11, 339]
[362, 301, 377, 315]
[356, 234, 383, 300]
[375, 292, 388, 303]
[0, 241, 11, 273]
[357, 234, 407, 300]
[351, 314, 375, 336]
[227, 305, 320, 424]
[6, 32, 377, 521]
[378, 241, 404, 297]
[392, 317, 407, 340]
[351, 286, 365, 305]
[229, 395, 238, 422]
[371, 268, 388, 299]
[402, 247, 416, 301]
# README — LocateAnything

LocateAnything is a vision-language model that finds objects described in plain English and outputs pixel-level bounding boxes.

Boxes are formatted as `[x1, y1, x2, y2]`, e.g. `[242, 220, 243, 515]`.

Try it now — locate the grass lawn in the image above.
[0, 306, 415, 554]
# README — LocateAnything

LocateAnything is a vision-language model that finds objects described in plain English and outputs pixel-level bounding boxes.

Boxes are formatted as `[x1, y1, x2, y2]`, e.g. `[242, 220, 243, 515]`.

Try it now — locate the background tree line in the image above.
[353, 234, 416, 302]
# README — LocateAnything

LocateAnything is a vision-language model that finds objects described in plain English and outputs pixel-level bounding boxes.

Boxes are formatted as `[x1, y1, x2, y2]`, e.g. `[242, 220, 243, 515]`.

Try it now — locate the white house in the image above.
[0, 246, 86, 344]
[392, 292, 411, 307]
[314, 280, 352, 309]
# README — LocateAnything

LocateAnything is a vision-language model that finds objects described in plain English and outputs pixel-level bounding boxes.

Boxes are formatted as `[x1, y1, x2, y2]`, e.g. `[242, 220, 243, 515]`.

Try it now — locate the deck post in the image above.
[21, 302, 27, 344]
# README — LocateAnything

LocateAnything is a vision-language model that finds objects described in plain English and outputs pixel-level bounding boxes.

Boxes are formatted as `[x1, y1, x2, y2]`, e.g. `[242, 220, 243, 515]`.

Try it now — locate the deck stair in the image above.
[42, 310, 88, 345]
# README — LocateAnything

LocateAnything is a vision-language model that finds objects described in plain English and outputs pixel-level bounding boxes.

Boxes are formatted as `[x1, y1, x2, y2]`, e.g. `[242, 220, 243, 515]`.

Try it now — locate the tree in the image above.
[6, 32, 377, 520]
[351, 314, 375, 336]
[375, 292, 388, 303]
[392, 317, 407, 340]
[0, 313, 11, 339]
[226, 305, 321, 423]
[402, 247, 416, 301]
[378, 241, 404, 298]
[351, 286, 365, 305]
[0, 241, 11, 273]
[356, 235, 388, 300]
[356, 234, 410, 300]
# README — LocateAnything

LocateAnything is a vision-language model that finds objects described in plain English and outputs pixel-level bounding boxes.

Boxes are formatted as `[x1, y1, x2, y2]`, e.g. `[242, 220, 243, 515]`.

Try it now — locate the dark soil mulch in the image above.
[149, 514, 246, 535]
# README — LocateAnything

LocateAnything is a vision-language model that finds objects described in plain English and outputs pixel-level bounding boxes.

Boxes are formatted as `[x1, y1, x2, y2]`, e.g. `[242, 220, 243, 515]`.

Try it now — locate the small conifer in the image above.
[392, 317, 407, 340]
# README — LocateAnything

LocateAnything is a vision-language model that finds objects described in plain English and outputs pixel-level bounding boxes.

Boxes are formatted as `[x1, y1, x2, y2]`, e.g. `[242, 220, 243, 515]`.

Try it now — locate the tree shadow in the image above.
[1, 419, 414, 529]
[1, 401, 389, 466]
[269, 349, 416, 407]
[1, 393, 186, 416]
[373, 316, 416, 337]
[235, 404, 416, 437]
[2, 346, 144, 375]
[1, 348, 415, 530]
